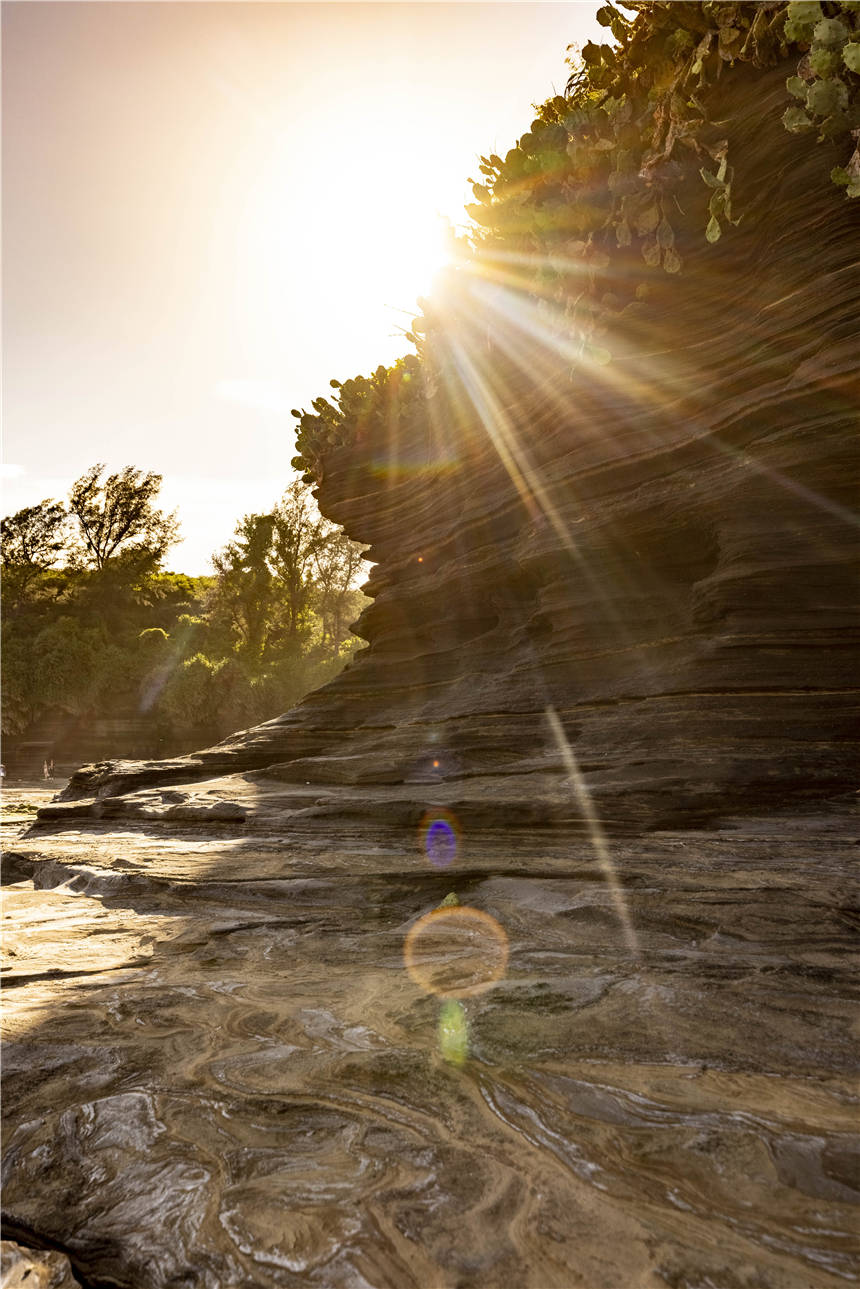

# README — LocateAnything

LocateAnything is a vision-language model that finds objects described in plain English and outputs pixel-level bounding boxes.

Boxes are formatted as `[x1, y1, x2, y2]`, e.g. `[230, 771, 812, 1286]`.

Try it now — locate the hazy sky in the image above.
[3, 2, 602, 572]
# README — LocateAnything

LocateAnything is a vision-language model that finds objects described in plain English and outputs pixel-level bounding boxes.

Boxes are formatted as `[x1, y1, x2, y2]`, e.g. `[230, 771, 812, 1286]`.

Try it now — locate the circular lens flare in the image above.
[419, 808, 460, 868]
[403, 905, 509, 999]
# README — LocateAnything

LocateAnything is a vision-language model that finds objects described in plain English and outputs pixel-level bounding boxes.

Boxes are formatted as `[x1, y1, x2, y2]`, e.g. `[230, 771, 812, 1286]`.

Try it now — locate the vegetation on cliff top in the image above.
[291, 0, 859, 481]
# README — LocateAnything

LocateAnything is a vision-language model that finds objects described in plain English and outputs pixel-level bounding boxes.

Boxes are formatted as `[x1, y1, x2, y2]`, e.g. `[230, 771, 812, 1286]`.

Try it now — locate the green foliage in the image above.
[468, 0, 858, 265]
[211, 512, 278, 662]
[1, 500, 69, 603]
[68, 464, 179, 571]
[158, 477, 368, 742]
[699, 152, 739, 245]
[311, 533, 369, 652]
[158, 653, 222, 733]
[1, 499, 69, 567]
[25, 618, 104, 717]
[271, 479, 333, 639]
[784, 1, 825, 42]
[2, 472, 367, 752]
[1, 625, 38, 734]
[140, 572, 214, 614]
[157, 479, 370, 743]
[782, 2, 860, 147]
[207, 477, 369, 669]
[831, 160, 860, 192]
[291, 354, 424, 485]
[138, 626, 170, 646]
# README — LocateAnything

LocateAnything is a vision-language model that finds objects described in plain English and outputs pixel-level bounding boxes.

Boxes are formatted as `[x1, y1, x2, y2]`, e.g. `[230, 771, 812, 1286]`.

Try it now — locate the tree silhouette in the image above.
[1, 500, 69, 603]
[68, 464, 179, 571]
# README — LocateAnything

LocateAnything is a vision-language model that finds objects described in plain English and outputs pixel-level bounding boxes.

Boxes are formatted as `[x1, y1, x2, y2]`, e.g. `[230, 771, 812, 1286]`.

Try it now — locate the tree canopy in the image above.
[67, 464, 179, 571]
[0, 500, 69, 603]
[2, 471, 369, 760]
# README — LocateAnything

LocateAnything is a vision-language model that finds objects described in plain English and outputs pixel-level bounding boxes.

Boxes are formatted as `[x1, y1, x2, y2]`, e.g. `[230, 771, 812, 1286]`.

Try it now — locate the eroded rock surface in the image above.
[3, 802, 859, 1288]
[1, 1240, 82, 1288]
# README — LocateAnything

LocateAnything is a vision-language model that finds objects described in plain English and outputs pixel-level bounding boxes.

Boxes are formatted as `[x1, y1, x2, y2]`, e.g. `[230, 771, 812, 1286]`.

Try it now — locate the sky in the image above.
[3, 1, 603, 573]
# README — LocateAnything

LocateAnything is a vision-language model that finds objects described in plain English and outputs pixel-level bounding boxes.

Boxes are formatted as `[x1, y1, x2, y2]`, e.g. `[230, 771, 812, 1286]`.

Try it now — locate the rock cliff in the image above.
[55, 62, 858, 834]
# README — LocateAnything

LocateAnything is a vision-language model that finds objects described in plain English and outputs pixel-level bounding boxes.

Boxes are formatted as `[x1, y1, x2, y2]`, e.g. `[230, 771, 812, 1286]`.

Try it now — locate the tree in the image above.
[67, 464, 179, 571]
[1, 467, 368, 758]
[30, 617, 109, 717]
[271, 479, 330, 640]
[312, 527, 369, 651]
[158, 653, 223, 737]
[206, 476, 368, 697]
[210, 513, 276, 664]
[1, 500, 69, 602]
[1, 623, 36, 733]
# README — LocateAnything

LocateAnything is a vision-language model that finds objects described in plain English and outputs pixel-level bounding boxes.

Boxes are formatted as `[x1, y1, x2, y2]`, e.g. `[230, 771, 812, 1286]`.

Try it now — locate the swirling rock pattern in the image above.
[2, 804, 858, 1287]
[3, 58, 859, 1289]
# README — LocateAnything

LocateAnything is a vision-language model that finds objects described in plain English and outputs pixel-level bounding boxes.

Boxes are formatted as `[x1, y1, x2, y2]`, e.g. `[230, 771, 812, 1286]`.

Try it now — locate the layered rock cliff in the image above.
[54, 61, 858, 834]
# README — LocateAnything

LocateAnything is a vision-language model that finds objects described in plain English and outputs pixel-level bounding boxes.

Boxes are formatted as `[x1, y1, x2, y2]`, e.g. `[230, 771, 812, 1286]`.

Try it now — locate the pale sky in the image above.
[3, 2, 602, 572]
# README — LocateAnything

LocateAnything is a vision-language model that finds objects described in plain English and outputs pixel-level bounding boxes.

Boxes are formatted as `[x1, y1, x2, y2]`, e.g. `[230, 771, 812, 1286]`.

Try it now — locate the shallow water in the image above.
[2, 812, 858, 1288]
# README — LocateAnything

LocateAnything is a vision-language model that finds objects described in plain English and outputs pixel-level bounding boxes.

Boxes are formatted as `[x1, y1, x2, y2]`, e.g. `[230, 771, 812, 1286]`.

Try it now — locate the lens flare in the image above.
[545, 705, 640, 959]
[438, 999, 469, 1066]
[403, 905, 509, 998]
[419, 808, 460, 867]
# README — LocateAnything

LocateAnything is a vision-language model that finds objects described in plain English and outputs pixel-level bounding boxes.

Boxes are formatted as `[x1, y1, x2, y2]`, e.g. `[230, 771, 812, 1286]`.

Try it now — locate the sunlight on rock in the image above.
[4, 4, 859, 1286]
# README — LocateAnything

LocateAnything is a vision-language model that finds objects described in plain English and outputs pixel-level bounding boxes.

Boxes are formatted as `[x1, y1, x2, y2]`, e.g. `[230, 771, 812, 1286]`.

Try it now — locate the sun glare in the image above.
[238, 105, 460, 369]
[373, 209, 453, 315]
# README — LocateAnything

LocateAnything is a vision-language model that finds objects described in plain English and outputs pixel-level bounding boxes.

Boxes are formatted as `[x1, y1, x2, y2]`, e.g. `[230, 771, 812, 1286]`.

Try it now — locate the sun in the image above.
[368, 209, 453, 316]
[238, 109, 460, 366]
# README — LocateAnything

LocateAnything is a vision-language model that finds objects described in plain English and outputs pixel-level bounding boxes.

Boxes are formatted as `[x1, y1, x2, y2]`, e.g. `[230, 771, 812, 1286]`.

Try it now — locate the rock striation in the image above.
[3, 51, 859, 1289]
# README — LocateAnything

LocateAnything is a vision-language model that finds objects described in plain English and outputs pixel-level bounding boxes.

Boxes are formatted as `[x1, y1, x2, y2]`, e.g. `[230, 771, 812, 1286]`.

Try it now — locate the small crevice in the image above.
[0, 1217, 110, 1289]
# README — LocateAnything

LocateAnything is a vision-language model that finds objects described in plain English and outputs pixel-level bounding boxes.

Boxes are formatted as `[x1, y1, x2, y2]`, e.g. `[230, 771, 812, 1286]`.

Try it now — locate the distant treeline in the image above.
[1, 465, 368, 771]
